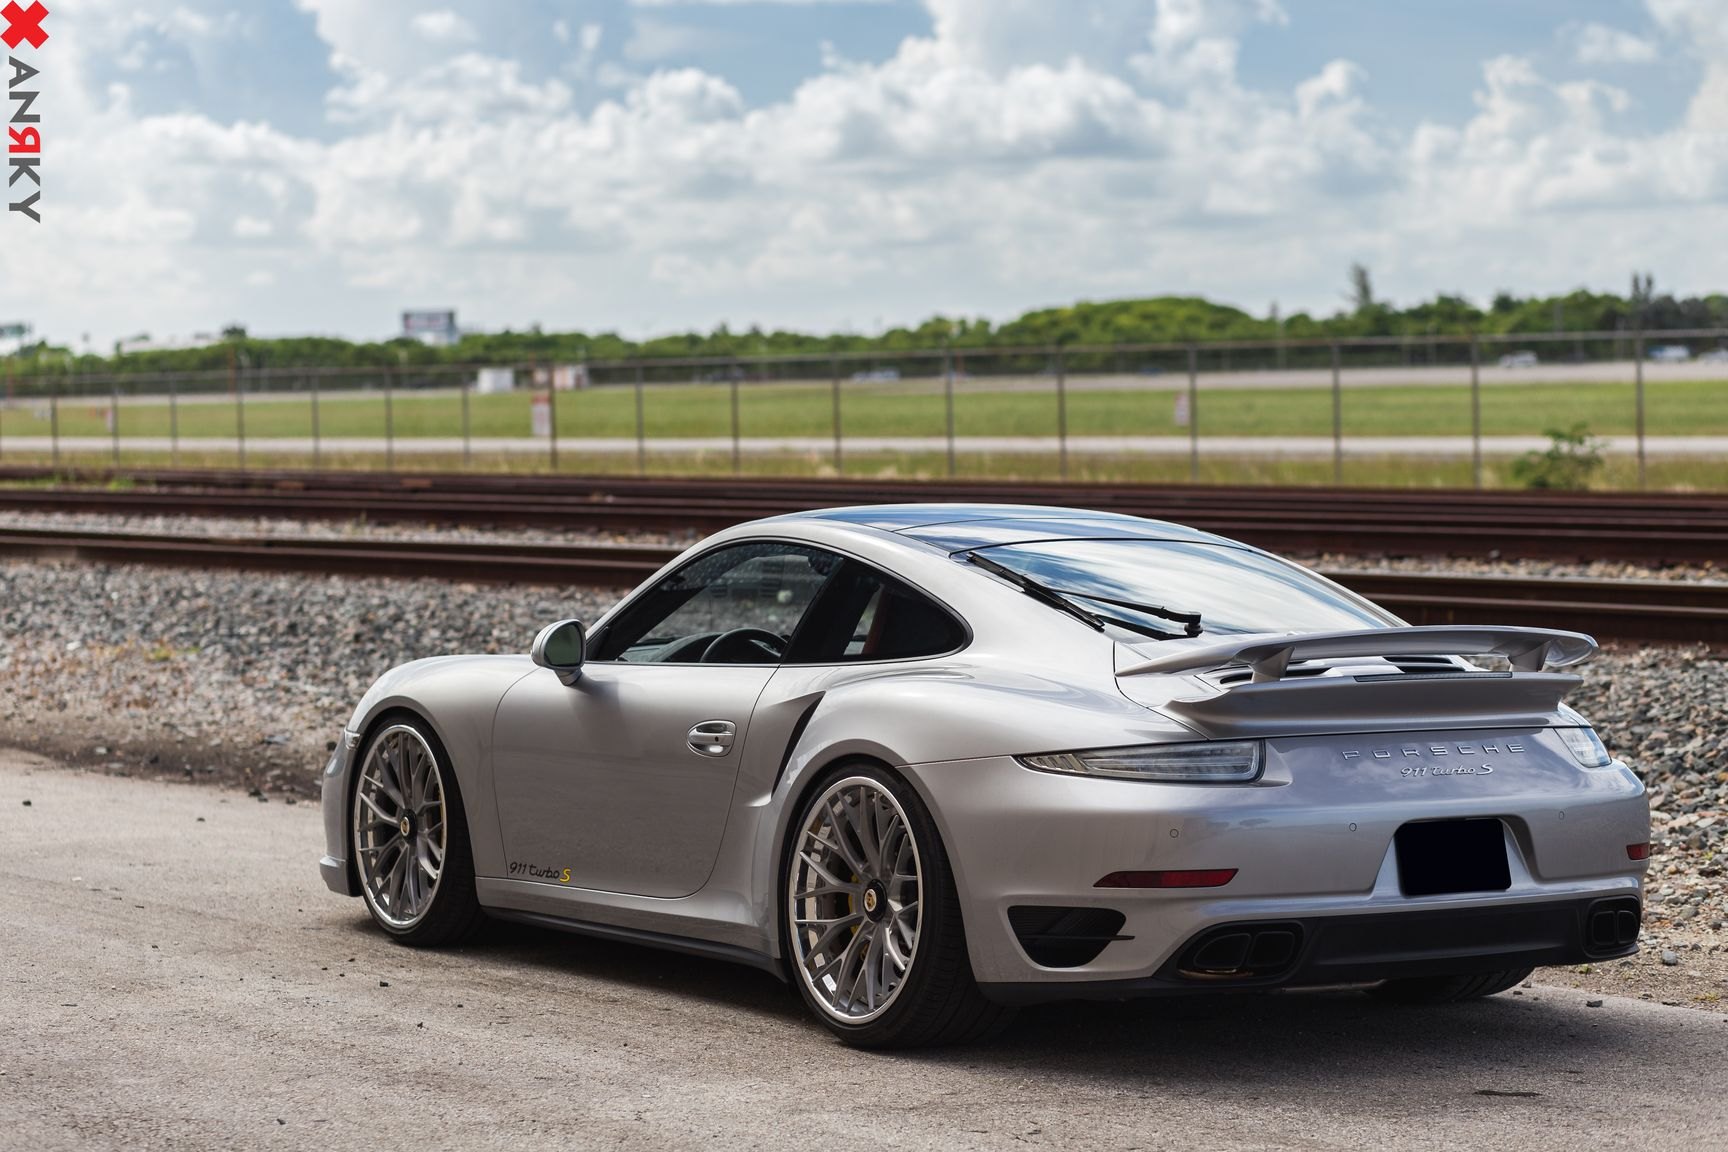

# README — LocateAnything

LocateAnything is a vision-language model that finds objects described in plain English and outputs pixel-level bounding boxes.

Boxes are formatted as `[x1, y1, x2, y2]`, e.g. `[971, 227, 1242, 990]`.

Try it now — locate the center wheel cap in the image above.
[861, 880, 889, 923]
[399, 814, 413, 838]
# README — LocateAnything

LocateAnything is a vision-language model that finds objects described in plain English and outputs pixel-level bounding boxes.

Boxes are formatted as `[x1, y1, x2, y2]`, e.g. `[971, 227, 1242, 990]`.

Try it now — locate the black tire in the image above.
[351, 713, 486, 947]
[781, 760, 1015, 1048]
[1368, 966, 1533, 1004]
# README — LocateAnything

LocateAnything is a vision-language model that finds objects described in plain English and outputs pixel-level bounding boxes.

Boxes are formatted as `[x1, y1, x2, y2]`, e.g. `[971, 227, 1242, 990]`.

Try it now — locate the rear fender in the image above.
[755, 662, 1200, 957]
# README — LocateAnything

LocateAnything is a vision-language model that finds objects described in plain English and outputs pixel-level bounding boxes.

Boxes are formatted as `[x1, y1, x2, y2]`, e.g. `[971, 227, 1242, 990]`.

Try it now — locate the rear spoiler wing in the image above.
[1116, 625, 1597, 682]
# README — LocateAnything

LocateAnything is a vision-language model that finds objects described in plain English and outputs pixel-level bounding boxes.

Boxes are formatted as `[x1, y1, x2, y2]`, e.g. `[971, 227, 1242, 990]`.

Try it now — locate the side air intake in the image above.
[1007, 906, 1129, 969]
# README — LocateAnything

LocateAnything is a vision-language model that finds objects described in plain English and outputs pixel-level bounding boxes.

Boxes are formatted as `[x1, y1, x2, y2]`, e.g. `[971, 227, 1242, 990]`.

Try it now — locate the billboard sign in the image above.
[402, 310, 458, 346]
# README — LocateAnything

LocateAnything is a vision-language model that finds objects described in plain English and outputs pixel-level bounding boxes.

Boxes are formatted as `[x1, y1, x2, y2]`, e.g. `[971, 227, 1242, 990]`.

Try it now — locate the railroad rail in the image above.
[4, 467, 1728, 562]
[0, 525, 1720, 646]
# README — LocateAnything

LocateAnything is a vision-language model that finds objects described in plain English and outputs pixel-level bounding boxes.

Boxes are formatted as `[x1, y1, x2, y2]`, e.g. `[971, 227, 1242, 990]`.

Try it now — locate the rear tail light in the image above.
[1020, 740, 1262, 783]
[1095, 868, 1238, 889]
[1627, 843, 1651, 861]
[1558, 726, 1613, 768]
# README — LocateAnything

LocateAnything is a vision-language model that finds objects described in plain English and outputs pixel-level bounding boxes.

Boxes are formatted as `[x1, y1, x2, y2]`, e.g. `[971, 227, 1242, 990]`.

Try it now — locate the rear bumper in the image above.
[980, 893, 1640, 1004]
[902, 741, 1649, 990]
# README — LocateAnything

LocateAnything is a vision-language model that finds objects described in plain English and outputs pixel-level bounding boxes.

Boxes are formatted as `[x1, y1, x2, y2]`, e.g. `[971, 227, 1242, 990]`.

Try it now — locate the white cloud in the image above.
[630, 0, 890, 5]
[9, 0, 1728, 348]
[1569, 22, 1660, 65]
[409, 10, 476, 45]
[624, 19, 717, 63]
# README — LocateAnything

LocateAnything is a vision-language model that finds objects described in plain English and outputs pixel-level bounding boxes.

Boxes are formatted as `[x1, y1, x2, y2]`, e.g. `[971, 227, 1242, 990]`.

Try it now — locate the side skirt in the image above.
[487, 908, 788, 982]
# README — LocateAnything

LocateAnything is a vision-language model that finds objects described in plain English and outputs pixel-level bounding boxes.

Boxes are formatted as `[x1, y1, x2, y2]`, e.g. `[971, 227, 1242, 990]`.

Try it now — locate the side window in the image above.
[788, 560, 968, 663]
[592, 542, 840, 664]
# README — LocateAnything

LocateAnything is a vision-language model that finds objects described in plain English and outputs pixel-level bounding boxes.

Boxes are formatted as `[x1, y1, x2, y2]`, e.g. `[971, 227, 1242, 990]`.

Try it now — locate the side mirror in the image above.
[531, 619, 586, 686]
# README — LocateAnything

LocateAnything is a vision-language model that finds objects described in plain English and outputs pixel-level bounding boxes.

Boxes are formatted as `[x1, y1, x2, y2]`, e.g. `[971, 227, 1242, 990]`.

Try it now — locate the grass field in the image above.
[11, 375, 1728, 442]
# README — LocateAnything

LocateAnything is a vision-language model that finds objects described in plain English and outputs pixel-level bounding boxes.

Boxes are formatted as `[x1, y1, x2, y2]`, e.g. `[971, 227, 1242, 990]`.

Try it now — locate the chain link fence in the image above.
[2, 328, 1726, 488]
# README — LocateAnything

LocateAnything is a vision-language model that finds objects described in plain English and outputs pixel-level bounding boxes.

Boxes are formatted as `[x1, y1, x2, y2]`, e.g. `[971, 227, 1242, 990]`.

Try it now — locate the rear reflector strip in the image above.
[1095, 868, 1238, 889]
[1627, 843, 1651, 861]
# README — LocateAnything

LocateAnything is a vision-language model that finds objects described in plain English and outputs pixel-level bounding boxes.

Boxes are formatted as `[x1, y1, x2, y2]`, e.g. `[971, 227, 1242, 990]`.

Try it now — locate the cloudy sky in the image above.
[4, 0, 1725, 348]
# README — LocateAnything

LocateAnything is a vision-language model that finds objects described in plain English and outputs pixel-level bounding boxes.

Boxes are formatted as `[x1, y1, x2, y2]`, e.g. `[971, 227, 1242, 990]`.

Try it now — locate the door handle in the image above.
[688, 720, 737, 757]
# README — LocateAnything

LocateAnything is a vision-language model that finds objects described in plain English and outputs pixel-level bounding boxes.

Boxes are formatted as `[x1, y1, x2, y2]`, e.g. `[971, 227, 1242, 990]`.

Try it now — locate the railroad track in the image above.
[4, 466, 1728, 562]
[0, 525, 1720, 646]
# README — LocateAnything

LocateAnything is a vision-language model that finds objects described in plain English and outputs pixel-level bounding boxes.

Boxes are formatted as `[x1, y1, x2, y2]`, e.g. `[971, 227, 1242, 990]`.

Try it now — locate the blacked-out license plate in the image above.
[1395, 818, 1511, 897]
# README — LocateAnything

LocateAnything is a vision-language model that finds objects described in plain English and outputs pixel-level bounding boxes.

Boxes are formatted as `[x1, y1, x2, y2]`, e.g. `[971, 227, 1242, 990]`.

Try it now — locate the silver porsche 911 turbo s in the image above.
[319, 504, 1649, 1048]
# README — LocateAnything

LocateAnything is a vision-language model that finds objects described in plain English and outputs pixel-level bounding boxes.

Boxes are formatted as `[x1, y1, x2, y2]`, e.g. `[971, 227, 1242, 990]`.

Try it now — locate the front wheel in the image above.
[782, 763, 1013, 1047]
[351, 716, 485, 946]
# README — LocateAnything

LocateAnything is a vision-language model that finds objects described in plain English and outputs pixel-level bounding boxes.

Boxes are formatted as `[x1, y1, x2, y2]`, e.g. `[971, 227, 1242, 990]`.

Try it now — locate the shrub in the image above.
[1512, 423, 1606, 490]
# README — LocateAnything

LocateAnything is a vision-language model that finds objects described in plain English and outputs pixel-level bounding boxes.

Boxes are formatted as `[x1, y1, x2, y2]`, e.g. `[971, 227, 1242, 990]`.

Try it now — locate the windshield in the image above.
[973, 539, 1397, 637]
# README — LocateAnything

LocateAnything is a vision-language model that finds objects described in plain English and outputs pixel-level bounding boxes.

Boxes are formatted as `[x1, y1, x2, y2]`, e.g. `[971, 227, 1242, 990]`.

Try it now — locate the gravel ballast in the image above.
[1, 527, 1723, 1010]
[0, 559, 625, 801]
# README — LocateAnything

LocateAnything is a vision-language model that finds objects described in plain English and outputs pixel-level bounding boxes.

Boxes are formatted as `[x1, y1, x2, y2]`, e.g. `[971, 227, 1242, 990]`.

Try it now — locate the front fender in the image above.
[322, 655, 535, 891]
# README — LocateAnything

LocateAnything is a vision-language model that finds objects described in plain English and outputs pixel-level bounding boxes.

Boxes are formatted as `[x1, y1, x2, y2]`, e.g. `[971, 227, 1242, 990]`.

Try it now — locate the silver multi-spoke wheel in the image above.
[787, 776, 923, 1024]
[353, 724, 448, 931]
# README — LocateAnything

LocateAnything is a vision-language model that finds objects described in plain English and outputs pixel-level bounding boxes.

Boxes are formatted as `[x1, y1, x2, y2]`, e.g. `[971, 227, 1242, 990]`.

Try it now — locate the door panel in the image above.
[492, 664, 774, 898]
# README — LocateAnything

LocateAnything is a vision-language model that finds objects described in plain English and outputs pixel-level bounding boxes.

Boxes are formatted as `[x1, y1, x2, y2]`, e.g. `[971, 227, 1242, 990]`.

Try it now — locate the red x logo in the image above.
[1, 2, 48, 50]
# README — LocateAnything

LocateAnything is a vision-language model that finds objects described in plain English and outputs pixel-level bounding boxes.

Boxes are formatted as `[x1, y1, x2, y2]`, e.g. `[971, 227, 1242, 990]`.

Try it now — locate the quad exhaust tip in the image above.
[1176, 922, 1304, 981]
[1586, 896, 1641, 955]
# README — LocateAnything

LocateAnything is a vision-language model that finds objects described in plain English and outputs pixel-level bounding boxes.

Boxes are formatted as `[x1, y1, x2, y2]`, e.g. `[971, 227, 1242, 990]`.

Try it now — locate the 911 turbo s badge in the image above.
[1399, 763, 1492, 778]
[509, 861, 571, 883]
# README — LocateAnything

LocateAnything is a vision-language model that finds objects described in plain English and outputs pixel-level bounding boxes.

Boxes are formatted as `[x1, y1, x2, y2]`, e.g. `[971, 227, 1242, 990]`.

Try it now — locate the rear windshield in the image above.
[976, 539, 1396, 637]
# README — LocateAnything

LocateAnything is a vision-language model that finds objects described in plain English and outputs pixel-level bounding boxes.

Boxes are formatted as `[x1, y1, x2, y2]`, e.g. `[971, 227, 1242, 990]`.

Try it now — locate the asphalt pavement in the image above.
[3, 750, 1724, 1151]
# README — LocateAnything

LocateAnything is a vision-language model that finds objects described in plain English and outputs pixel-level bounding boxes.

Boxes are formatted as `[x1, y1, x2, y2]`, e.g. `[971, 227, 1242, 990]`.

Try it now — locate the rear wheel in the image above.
[782, 762, 1014, 1048]
[1368, 966, 1533, 1003]
[351, 716, 485, 946]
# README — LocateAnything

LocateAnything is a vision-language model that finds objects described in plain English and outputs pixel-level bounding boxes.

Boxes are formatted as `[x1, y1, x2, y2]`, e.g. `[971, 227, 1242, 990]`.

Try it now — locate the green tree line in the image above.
[9, 273, 1728, 378]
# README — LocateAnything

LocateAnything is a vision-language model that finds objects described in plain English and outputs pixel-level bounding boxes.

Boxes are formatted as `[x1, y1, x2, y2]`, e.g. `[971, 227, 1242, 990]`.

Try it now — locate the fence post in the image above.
[1186, 343, 1199, 484]
[546, 363, 560, 474]
[830, 354, 843, 477]
[730, 364, 742, 475]
[1635, 333, 1646, 489]
[50, 372, 59, 470]
[109, 379, 120, 467]
[384, 365, 395, 472]
[1330, 341, 1343, 486]
[1055, 346, 1068, 481]
[460, 375, 470, 467]
[1469, 335, 1482, 490]
[169, 376, 178, 467]
[310, 372, 321, 471]
[236, 379, 247, 471]
[944, 345, 956, 478]
[233, 355, 246, 473]
[635, 362, 647, 476]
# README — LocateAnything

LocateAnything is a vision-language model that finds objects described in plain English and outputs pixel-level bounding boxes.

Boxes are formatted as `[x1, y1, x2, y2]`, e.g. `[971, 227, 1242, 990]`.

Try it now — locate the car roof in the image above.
[769, 503, 1240, 552]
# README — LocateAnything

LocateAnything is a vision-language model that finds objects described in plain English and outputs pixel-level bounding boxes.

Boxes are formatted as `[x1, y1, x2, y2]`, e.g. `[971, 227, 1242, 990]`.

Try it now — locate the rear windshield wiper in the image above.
[965, 551, 1105, 632]
[1052, 589, 1203, 637]
[963, 551, 1203, 639]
